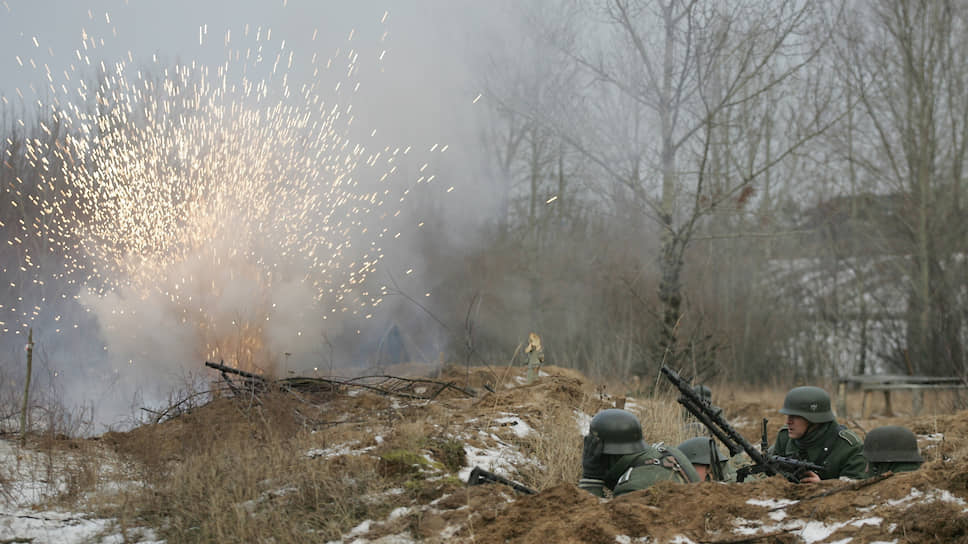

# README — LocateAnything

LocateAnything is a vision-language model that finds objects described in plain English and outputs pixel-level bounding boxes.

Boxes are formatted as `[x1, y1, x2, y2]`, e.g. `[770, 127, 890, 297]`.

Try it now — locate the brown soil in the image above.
[98, 365, 968, 543]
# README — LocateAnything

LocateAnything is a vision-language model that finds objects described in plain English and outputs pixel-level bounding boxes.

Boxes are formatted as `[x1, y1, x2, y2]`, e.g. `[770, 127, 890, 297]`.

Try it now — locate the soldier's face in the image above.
[786, 415, 810, 439]
[694, 464, 710, 482]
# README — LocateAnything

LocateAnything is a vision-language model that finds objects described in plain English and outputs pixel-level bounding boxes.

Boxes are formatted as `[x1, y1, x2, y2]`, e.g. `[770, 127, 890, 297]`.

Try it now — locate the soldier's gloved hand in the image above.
[581, 433, 607, 480]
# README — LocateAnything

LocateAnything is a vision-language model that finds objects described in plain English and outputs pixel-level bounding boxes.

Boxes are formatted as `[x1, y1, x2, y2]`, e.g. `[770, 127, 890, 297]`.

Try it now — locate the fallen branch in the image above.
[139, 387, 231, 424]
[768, 472, 894, 511]
[204, 361, 476, 400]
[204, 360, 268, 382]
[801, 472, 894, 502]
[341, 374, 476, 398]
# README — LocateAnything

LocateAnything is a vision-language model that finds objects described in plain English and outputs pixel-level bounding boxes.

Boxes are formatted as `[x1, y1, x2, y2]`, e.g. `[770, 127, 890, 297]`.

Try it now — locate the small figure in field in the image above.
[579, 409, 700, 497]
[677, 437, 737, 482]
[525, 332, 544, 384]
[769, 386, 867, 482]
[693, 384, 712, 404]
[681, 384, 722, 437]
[863, 425, 924, 477]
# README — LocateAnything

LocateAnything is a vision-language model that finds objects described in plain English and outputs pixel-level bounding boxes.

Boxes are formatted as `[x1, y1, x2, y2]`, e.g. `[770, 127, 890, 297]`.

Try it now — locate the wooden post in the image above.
[20, 329, 33, 446]
[861, 390, 872, 419]
[836, 380, 848, 418]
[882, 391, 894, 417]
[525, 332, 544, 384]
[912, 389, 923, 416]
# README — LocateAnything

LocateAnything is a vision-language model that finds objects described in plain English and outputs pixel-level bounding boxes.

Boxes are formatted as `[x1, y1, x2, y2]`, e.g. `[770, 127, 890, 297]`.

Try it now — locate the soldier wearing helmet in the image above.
[769, 386, 867, 482]
[579, 409, 700, 497]
[863, 426, 923, 477]
[681, 384, 721, 437]
[693, 385, 712, 404]
[677, 437, 737, 482]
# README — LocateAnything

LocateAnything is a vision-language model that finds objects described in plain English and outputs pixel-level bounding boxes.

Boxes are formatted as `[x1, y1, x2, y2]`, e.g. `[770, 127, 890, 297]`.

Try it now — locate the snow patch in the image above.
[576, 410, 593, 434]
[494, 415, 532, 437]
[306, 441, 376, 458]
[747, 498, 798, 509]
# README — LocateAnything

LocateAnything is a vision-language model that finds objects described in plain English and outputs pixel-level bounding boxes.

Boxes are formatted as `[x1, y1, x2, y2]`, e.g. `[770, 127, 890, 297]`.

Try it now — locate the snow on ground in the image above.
[0, 438, 162, 544]
[458, 427, 535, 482]
[575, 410, 593, 435]
[306, 440, 378, 459]
[884, 487, 968, 512]
[731, 514, 885, 544]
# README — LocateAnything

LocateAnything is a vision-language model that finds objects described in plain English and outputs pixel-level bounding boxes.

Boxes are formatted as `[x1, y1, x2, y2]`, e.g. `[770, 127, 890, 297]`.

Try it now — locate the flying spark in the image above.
[2, 12, 441, 377]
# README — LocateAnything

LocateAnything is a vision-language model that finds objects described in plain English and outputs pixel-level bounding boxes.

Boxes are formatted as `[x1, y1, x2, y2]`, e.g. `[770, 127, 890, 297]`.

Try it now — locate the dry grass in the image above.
[98, 390, 479, 543]
[2, 373, 965, 542]
[515, 402, 586, 490]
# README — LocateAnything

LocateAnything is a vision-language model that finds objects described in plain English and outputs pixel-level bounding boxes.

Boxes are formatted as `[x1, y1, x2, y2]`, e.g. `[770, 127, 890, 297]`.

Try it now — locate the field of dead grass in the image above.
[0, 363, 966, 543]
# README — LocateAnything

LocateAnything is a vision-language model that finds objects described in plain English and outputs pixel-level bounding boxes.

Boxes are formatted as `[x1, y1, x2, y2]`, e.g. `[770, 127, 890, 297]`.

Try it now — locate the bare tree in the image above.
[834, 0, 968, 376]
[528, 0, 838, 375]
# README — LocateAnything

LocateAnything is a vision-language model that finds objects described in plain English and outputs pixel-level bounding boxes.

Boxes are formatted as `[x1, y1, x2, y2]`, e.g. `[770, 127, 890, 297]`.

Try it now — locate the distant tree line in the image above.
[2, 0, 966, 387]
[442, 0, 968, 384]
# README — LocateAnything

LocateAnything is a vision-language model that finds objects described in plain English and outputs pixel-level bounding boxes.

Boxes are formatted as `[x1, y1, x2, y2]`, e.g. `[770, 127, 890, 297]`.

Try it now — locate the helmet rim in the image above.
[590, 409, 648, 456]
[780, 386, 834, 423]
[677, 436, 725, 465]
[863, 425, 923, 463]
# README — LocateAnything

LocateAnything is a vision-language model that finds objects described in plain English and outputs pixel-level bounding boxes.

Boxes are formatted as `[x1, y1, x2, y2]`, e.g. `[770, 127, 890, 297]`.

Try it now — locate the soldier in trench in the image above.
[769, 386, 867, 482]
[579, 409, 700, 497]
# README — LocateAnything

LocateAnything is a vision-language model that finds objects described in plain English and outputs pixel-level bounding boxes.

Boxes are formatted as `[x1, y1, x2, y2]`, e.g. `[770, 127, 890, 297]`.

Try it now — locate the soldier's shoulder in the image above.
[836, 427, 862, 447]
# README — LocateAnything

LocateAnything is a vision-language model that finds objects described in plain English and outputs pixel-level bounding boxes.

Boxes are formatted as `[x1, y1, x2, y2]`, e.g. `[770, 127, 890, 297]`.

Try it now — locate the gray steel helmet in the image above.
[693, 384, 712, 403]
[863, 426, 923, 463]
[779, 386, 834, 423]
[589, 409, 648, 455]
[677, 437, 725, 466]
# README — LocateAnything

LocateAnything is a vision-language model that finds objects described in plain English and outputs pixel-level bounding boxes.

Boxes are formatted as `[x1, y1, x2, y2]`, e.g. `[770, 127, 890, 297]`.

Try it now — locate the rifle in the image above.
[708, 438, 725, 482]
[466, 466, 537, 495]
[660, 366, 824, 483]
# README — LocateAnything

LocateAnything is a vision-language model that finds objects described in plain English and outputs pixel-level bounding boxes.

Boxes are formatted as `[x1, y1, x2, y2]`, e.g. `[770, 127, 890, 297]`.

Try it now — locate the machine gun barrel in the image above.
[661, 366, 814, 483]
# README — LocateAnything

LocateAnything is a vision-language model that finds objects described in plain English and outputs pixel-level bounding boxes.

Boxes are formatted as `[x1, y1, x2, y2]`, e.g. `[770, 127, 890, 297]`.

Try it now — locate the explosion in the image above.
[2, 9, 440, 410]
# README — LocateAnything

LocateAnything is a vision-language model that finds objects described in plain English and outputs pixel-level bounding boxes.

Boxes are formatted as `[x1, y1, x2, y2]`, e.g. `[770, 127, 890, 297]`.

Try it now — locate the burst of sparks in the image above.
[2, 12, 443, 373]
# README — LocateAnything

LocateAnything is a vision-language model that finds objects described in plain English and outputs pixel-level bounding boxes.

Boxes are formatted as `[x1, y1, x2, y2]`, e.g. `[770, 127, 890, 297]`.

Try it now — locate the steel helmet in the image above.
[677, 437, 725, 466]
[863, 426, 923, 463]
[589, 409, 648, 455]
[779, 386, 834, 423]
[693, 384, 712, 403]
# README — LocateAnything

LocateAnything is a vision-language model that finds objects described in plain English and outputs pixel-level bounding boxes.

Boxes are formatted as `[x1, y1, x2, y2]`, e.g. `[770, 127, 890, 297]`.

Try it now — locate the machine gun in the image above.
[466, 466, 537, 495]
[660, 366, 824, 483]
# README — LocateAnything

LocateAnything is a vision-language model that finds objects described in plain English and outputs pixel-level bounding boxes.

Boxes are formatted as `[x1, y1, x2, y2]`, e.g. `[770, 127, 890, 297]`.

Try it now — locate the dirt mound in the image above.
[99, 392, 330, 464]
[472, 375, 598, 411]
[435, 363, 592, 392]
[84, 366, 968, 543]
[458, 459, 968, 544]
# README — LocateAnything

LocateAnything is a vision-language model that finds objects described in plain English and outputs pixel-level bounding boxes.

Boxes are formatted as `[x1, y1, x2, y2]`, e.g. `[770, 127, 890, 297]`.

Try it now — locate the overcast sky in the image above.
[0, 1, 526, 427]
[0, 0, 515, 147]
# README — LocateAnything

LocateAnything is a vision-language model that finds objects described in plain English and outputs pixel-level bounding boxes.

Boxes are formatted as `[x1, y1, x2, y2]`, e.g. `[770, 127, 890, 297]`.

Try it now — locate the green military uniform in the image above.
[770, 422, 867, 480]
[580, 409, 700, 497]
[603, 445, 698, 497]
[770, 386, 866, 481]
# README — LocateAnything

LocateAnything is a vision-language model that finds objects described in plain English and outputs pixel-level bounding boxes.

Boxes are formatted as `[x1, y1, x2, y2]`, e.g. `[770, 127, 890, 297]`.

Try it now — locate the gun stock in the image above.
[467, 466, 537, 495]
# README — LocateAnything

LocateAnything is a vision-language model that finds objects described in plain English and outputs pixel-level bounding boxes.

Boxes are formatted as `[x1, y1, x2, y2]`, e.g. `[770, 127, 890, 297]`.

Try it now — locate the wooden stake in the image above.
[20, 329, 33, 447]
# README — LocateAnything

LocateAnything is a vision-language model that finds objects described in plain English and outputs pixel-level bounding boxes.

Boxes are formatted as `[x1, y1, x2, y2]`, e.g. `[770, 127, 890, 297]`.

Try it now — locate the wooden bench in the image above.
[836, 375, 968, 418]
